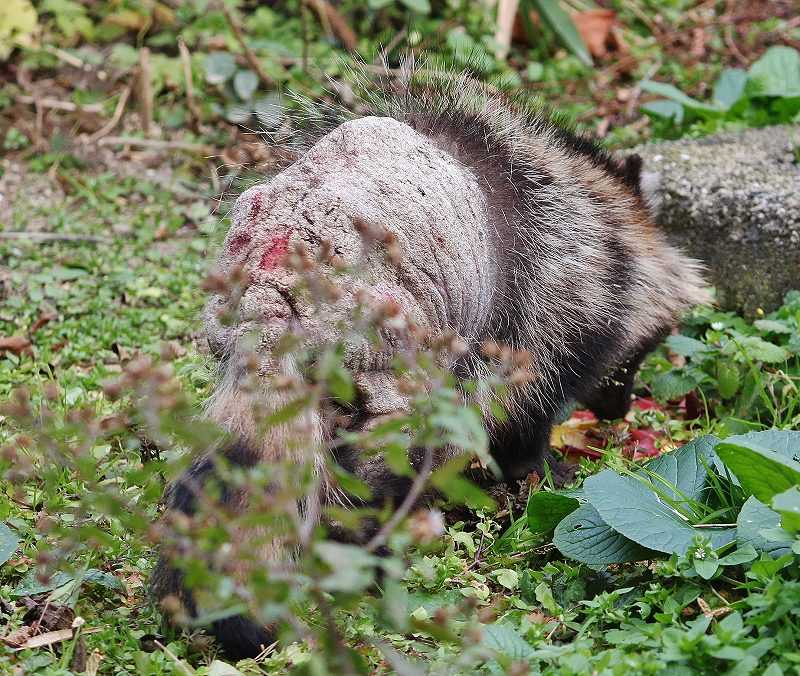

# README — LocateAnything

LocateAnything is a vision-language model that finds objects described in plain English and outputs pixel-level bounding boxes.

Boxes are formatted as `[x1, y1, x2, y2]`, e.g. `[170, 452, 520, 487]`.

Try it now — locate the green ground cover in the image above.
[1, 1, 800, 674]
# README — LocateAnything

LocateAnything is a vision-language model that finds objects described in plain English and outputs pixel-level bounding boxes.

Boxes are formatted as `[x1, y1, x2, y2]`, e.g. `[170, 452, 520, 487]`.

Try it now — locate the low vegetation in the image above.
[1, 1, 799, 674]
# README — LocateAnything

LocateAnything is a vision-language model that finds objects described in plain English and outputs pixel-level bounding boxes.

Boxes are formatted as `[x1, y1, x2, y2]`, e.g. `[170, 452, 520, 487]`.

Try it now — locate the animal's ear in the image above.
[622, 154, 643, 192]
[639, 168, 663, 214]
[624, 153, 662, 213]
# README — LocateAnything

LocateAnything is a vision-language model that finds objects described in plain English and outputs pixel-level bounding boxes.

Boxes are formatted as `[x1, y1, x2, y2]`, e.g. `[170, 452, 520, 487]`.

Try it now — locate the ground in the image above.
[1, 1, 800, 674]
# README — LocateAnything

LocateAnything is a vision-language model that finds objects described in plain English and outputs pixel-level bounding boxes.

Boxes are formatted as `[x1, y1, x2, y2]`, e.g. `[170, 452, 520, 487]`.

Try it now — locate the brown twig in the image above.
[15, 96, 103, 113]
[374, 28, 407, 64]
[494, 0, 520, 60]
[138, 48, 154, 137]
[366, 447, 434, 553]
[0, 232, 112, 244]
[178, 39, 202, 128]
[300, 0, 310, 72]
[304, 0, 358, 53]
[97, 136, 214, 154]
[41, 45, 87, 70]
[220, 3, 275, 88]
[153, 641, 194, 675]
[86, 84, 132, 144]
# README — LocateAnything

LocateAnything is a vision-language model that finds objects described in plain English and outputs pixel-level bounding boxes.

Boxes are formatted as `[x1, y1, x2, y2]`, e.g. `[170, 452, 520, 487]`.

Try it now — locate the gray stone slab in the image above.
[637, 125, 800, 315]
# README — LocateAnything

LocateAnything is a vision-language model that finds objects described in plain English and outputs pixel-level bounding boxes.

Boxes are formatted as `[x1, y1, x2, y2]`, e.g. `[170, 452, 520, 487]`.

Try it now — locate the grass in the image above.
[2, 156, 799, 675]
[1, 1, 800, 673]
[0, 166, 219, 672]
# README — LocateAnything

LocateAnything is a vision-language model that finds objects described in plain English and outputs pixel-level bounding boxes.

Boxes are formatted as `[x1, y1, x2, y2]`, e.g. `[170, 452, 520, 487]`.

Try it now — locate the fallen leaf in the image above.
[85, 649, 104, 676]
[698, 596, 732, 619]
[0, 336, 32, 355]
[1, 626, 33, 648]
[527, 610, 556, 624]
[572, 9, 623, 59]
[30, 311, 56, 334]
[13, 628, 73, 650]
[624, 427, 663, 460]
[561, 444, 603, 461]
[632, 397, 663, 412]
[550, 409, 598, 450]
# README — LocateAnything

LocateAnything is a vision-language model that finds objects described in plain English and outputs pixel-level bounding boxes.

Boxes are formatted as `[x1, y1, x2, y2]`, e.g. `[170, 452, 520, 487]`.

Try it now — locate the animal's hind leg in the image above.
[581, 331, 668, 420]
[489, 408, 553, 481]
[580, 356, 641, 421]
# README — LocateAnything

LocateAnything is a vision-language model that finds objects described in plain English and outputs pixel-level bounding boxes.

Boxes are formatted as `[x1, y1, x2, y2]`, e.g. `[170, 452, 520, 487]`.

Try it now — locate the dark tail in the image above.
[149, 443, 277, 660]
[211, 615, 275, 660]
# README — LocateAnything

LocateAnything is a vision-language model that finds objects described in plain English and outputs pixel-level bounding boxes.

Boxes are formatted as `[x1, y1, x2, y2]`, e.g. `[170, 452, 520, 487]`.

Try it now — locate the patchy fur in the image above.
[151, 65, 710, 658]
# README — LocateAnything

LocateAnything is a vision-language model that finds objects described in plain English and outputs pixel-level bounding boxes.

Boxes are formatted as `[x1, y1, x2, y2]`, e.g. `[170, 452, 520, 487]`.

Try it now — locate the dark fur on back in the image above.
[152, 67, 709, 658]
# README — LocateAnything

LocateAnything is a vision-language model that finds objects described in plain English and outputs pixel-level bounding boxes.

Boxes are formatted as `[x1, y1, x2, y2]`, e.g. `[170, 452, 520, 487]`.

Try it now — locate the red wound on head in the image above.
[228, 232, 251, 255]
[249, 193, 264, 222]
[260, 231, 292, 270]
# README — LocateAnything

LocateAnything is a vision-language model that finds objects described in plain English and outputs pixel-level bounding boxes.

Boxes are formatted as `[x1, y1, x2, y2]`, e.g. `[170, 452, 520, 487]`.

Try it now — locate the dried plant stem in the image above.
[366, 446, 434, 552]
[16, 96, 103, 113]
[178, 39, 202, 127]
[304, 0, 358, 53]
[86, 84, 132, 144]
[138, 48, 154, 137]
[0, 232, 112, 244]
[153, 641, 194, 675]
[494, 0, 519, 60]
[220, 3, 275, 88]
[97, 136, 213, 154]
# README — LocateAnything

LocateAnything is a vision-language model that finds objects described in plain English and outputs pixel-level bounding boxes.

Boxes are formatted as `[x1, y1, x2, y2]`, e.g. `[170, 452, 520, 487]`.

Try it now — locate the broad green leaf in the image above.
[725, 430, 800, 462]
[748, 46, 800, 97]
[400, 0, 431, 13]
[534, 581, 559, 614]
[204, 51, 237, 85]
[208, 661, 244, 676]
[716, 442, 800, 503]
[772, 486, 800, 534]
[431, 457, 495, 510]
[716, 361, 740, 399]
[0, 523, 19, 566]
[640, 80, 721, 113]
[493, 568, 519, 591]
[254, 93, 284, 131]
[665, 334, 710, 358]
[736, 496, 791, 558]
[481, 623, 536, 661]
[753, 319, 792, 334]
[233, 69, 259, 101]
[314, 542, 377, 593]
[526, 491, 580, 534]
[528, 0, 592, 67]
[224, 102, 252, 124]
[641, 434, 719, 503]
[650, 371, 697, 402]
[641, 99, 684, 123]
[712, 68, 748, 109]
[11, 568, 123, 596]
[0, 0, 37, 60]
[735, 335, 789, 363]
[693, 557, 719, 580]
[717, 544, 757, 566]
[83, 568, 125, 592]
[553, 502, 656, 565]
[584, 470, 734, 555]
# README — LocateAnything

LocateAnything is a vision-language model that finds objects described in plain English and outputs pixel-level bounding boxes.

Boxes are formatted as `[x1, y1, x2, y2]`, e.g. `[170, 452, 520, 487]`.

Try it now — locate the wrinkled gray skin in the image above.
[205, 116, 496, 445]
[154, 95, 707, 659]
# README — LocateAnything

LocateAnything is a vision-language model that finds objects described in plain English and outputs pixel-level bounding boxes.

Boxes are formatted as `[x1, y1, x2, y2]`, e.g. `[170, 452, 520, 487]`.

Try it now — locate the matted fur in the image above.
[151, 64, 710, 658]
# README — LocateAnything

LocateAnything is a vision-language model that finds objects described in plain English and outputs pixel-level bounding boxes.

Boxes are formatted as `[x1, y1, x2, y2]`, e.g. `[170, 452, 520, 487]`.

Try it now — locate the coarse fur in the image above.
[151, 64, 710, 658]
